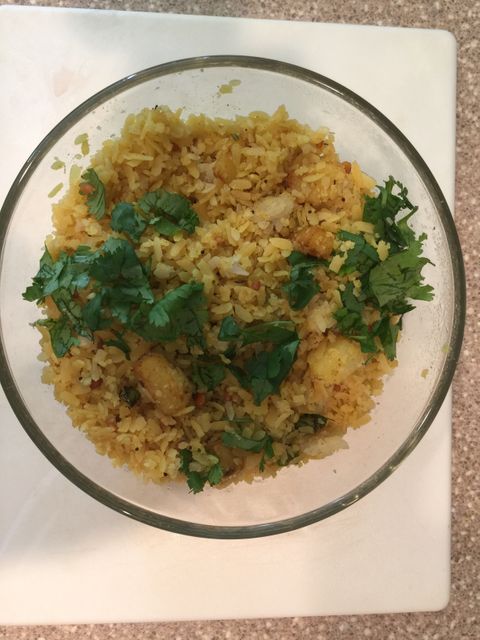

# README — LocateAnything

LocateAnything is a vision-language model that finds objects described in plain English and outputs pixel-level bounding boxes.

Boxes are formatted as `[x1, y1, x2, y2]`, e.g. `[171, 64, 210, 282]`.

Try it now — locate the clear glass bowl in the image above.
[0, 56, 465, 538]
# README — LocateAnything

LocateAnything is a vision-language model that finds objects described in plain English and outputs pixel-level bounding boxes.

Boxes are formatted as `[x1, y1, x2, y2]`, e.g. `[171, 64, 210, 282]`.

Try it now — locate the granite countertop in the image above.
[1, 0, 478, 638]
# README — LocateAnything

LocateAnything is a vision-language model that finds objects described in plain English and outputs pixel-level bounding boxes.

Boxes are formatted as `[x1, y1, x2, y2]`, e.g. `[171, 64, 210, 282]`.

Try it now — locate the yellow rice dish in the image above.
[24, 106, 433, 492]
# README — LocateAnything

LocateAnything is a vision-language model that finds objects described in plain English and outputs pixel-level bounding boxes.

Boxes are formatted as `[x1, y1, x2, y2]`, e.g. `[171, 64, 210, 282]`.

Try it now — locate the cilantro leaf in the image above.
[36, 316, 79, 358]
[283, 251, 324, 310]
[22, 245, 95, 303]
[207, 463, 224, 486]
[110, 202, 148, 242]
[374, 316, 400, 360]
[178, 449, 223, 493]
[367, 237, 434, 308]
[104, 329, 131, 358]
[80, 169, 106, 219]
[334, 230, 379, 276]
[218, 317, 297, 346]
[363, 176, 418, 251]
[130, 282, 207, 349]
[229, 338, 300, 405]
[138, 190, 199, 237]
[217, 316, 242, 342]
[296, 414, 328, 430]
[222, 430, 274, 472]
[119, 386, 140, 407]
[191, 358, 226, 391]
[334, 283, 378, 354]
[89, 238, 153, 302]
[221, 430, 273, 454]
[82, 291, 105, 331]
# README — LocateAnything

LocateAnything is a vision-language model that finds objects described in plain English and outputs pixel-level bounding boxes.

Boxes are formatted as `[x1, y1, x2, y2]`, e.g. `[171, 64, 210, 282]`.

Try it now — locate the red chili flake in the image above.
[79, 182, 95, 195]
[250, 281, 261, 291]
[224, 392, 232, 402]
[90, 378, 103, 390]
[342, 161, 352, 174]
[193, 392, 206, 408]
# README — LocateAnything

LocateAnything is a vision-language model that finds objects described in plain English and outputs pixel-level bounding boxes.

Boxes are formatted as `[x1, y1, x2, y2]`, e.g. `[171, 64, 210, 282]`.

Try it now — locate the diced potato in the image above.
[295, 225, 334, 259]
[308, 337, 365, 385]
[307, 301, 337, 334]
[134, 353, 191, 416]
[254, 193, 295, 222]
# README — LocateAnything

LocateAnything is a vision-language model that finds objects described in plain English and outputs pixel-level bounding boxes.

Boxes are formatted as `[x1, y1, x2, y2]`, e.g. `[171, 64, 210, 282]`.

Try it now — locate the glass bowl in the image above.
[0, 56, 465, 538]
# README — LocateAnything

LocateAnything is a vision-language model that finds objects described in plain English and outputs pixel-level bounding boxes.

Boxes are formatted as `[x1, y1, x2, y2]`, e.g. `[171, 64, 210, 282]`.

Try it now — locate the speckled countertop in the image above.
[1, 1, 479, 639]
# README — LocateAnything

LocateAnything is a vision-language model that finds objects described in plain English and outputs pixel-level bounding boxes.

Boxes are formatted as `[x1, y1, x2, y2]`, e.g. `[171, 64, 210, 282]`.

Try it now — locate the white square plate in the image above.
[0, 6, 455, 624]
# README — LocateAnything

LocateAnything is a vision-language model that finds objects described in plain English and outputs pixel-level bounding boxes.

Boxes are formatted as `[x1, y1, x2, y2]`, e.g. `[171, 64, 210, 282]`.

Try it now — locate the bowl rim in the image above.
[0, 55, 466, 539]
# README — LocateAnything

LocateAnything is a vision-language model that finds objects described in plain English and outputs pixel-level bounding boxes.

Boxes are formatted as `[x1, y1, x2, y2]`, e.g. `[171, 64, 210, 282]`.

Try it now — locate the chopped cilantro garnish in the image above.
[334, 283, 377, 354]
[23, 240, 208, 357]
[374, 316, 401, 361]
[104, 330, 131, 358]
[367, 235, 434, 309]
[228, 338, 300, 405]
[363, 176, 418, 251]
[36, 316, 79, 358]
[218, 317, 300, 405]
[130, 282, 207, 349]
[80, 169, 106, 219]
[221, 430, 272, 453]
[218, 316, 297, 346]
[296, 414, 328, 430]
[179, 449, 223, 493]
[283, 251, 324, 310]
[335, 230, 379, 276]
[110, 202, 148, 242]
[221, 430, 274, 471]
[137, 190, 199, 237]
[191, 357, 226, 391]
[120, 386, 140, 407]
[332, 177, 433, 361]
[110, 190, 199, 241]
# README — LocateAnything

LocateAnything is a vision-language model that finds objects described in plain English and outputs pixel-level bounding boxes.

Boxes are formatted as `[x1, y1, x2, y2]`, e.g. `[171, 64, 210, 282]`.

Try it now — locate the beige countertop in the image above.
[1, 1, 478, 638]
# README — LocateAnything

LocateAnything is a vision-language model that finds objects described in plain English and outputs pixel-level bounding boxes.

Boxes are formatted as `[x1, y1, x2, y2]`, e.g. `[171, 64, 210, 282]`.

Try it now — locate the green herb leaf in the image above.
[374, 316, 400, 360]
[363, 176, 418, 251]
[222, 430, 274, 472]
[334, 283, 378, 354]
[283, 251, 324, 310]
[367, 237, 434, 308]
[230, 338, 300, 405]
[218, 317, 297, 346]
[103, 330, 131, 358]
[296, 414, 328, 430]
[218, 316, 243, 342]
[120, 386, 140, 407]
[131, 282, 207, 349]
[36, 316, 79, 358]
[138, 190, 199, 237]
[80, 168, 106, 220]
[22, 245, 95, 303]
[82, 292, 105, 331]
[207, 463, 224, 485]
[110, 202, 148, 242]
[221, 430, 273, 454]
[89, 238, 153, 302]
[191, 358, 226, 391]
[334, 230, 379, 276]
[178, 449, 222, 493]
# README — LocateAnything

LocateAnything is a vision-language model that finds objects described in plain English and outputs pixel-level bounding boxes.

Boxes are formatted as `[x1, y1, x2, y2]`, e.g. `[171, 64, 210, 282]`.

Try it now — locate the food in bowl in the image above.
[23, 105, 433, 492]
